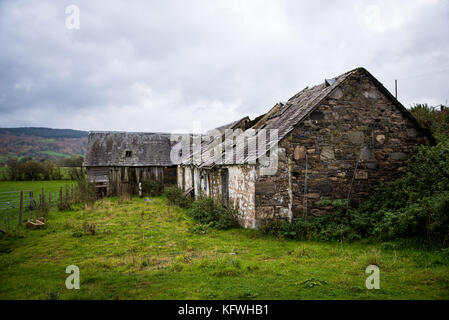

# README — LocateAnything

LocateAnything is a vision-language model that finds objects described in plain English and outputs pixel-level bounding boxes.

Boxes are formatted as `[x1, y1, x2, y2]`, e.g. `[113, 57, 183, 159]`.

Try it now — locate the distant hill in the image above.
[0, 127, 88, 162]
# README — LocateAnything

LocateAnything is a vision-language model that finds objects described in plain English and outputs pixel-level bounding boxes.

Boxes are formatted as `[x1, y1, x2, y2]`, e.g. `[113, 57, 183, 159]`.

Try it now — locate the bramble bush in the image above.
[263, 140, 449, 247]
[355, 140, 449, 246]
[410, 104, 449, 143]
[164, 186, 192, 208]
[187, 196, 238, 230]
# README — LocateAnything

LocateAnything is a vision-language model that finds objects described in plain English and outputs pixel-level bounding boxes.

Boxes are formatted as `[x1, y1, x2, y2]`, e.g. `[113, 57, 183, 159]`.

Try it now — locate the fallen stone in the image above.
[26, 219, 45, 229]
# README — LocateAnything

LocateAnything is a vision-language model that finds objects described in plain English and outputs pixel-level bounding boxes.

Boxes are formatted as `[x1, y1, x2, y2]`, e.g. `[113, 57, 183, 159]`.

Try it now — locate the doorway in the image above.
[221, 168, 229, 206]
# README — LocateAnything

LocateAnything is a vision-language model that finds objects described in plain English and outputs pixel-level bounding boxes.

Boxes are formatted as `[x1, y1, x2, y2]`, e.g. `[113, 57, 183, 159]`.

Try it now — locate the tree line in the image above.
[1, 155, 84, 181]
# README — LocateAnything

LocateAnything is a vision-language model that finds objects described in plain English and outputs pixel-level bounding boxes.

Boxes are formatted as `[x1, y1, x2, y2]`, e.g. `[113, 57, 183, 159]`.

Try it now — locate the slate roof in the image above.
[85, 68, 434, 169]
[188, 69, 355, 167]
[84, 132, 175, 167]
[192, 67, 434, 167]
[233, 68, 356, 164]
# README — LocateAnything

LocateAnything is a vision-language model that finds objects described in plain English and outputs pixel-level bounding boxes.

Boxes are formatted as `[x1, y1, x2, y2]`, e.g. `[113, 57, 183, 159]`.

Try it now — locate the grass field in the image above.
[39, 150, 71, 158]
[1, 196, 448, 300]
[0, 180, 75, 195]
[0, 180, 75, 231]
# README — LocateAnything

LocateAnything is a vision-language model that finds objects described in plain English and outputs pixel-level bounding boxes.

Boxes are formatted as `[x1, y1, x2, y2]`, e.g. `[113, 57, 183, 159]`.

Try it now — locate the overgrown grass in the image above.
[0, 196, 448, 300]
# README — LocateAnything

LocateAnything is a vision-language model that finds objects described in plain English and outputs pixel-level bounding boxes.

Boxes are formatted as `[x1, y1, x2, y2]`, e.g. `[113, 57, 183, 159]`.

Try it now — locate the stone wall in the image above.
[254, 148, 292, 228]
[228, 165, 257, 228]
[257, 70, 430, 223]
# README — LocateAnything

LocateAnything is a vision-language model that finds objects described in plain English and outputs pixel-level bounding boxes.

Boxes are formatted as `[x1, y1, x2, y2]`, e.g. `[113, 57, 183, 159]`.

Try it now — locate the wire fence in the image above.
[0, 185, 76, 234]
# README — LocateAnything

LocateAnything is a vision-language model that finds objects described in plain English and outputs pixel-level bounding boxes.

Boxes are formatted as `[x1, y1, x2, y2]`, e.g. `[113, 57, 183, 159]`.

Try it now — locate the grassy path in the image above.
[0, 196, 448, 299]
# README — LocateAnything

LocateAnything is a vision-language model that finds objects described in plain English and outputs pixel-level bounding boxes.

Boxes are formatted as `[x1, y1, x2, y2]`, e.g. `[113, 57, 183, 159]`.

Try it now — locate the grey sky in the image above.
[0, 0, 448, 132]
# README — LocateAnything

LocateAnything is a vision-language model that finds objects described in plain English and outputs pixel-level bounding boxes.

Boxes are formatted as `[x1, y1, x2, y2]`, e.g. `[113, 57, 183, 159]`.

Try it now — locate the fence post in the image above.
[59, 187, 63, 204]
[19, 191, 24, 224]
[71, 184, 74, 202]
[49, 192, 51, 205]
[41, 188, 45, 207]
[65, 186, 69, 204]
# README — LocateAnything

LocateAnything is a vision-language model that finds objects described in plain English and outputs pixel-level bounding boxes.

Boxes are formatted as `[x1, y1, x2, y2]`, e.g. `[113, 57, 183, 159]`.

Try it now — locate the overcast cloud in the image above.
[0, 0, 448, 132]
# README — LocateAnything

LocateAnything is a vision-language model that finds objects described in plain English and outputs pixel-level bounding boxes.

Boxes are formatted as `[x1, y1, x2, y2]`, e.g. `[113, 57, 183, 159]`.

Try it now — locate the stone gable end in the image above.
[254, 69, 430, 225]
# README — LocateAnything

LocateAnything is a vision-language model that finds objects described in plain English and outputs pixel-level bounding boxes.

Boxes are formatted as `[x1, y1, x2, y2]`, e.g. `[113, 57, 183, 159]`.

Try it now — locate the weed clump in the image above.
[82, 222, 96, 235]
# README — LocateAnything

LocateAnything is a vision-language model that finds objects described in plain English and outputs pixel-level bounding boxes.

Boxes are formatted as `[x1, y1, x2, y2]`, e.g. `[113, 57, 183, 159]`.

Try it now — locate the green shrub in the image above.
[187, 196, 238, 230]
[352, 141, 449, 246]
[410, 104, 449, 142]
[164, 186, 192, 208]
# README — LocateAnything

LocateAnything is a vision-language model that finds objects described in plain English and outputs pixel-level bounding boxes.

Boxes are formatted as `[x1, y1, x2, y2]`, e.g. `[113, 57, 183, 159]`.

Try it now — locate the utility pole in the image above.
[395, 80, 398, 99]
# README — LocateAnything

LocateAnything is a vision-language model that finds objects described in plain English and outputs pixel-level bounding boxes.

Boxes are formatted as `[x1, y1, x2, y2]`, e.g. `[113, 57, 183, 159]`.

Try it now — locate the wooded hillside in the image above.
[0, 127, 88, 162]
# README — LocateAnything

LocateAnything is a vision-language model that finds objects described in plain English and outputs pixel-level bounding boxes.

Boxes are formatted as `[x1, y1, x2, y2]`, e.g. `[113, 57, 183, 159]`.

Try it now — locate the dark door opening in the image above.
[221, 168, 229, 206]
[181, 167, 185, 191]
[191, 168, 195, 198]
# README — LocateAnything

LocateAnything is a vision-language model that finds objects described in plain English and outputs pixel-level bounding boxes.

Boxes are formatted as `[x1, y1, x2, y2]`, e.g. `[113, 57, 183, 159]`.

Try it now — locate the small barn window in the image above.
[125, 150, 132, 157]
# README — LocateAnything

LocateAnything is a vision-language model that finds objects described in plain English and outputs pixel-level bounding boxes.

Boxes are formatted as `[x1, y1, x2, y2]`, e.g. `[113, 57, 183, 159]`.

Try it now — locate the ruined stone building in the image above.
[83, 68, 434, 228]
[84, 132, 177, 195]
[176, 67, 434, 228]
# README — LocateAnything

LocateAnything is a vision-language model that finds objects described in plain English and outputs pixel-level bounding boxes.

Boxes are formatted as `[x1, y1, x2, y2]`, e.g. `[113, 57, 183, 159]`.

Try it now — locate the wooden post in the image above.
[19, 191, 24, 224]
[65, 186, 69, 203]
[41, 188, 45, 207]
[71, 184, 74, 201]
[48, 192, 51, 205]
[59, 187, 63, 204]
